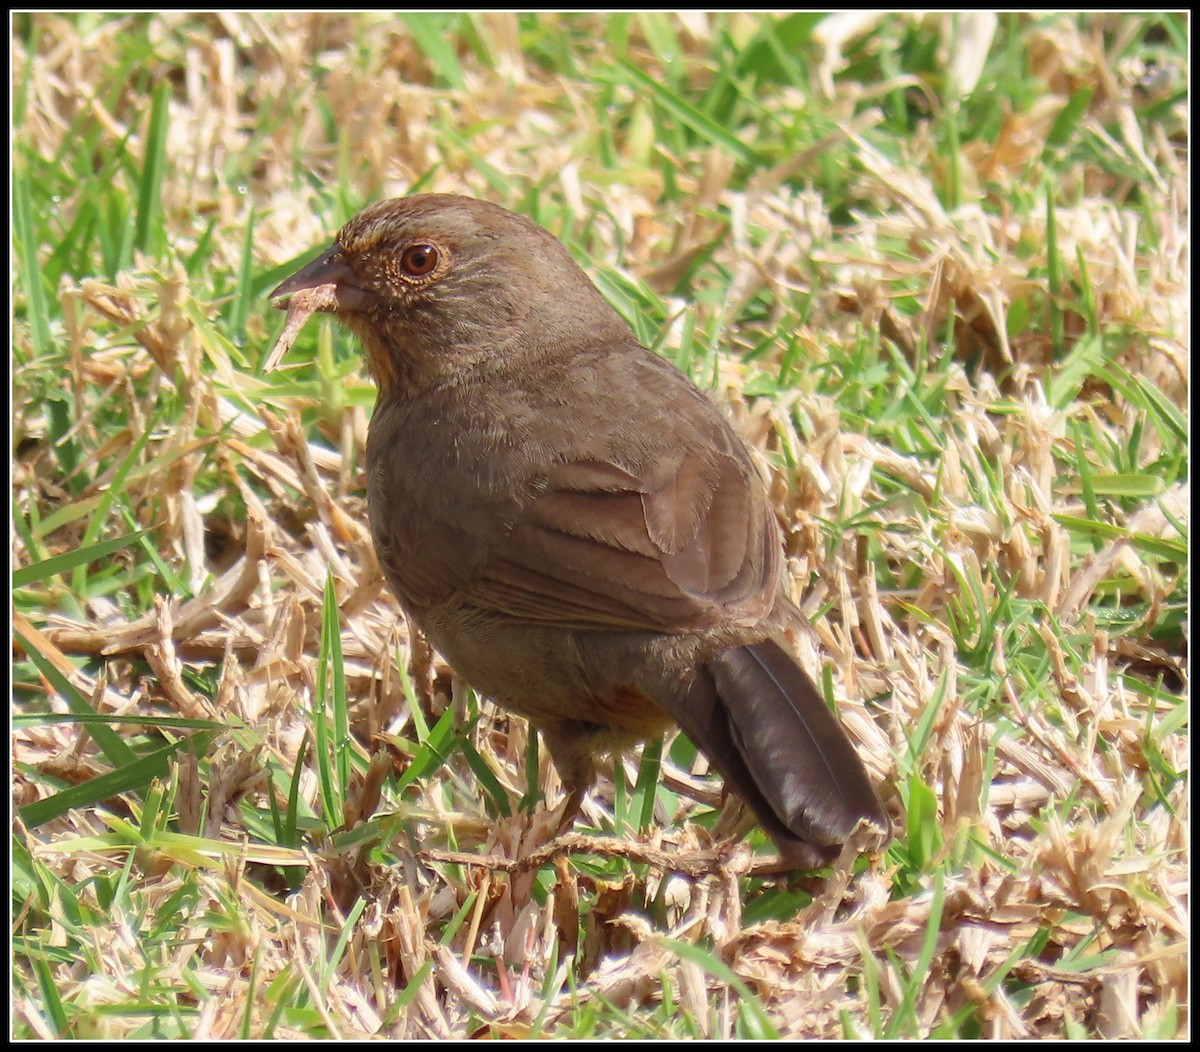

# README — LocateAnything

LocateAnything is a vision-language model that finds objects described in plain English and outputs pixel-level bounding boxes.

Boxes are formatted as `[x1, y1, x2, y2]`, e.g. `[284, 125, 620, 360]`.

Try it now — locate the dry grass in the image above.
[12, 12, 1188, 1039]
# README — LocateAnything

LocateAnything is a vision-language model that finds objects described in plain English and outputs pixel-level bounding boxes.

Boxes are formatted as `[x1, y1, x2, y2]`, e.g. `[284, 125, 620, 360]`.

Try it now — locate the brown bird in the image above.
[270, 194, 889, 867]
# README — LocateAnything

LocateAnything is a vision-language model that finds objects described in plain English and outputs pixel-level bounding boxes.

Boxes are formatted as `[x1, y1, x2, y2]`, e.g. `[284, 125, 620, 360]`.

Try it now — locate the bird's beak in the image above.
[269, 244, 366, 312]
[262, 244, 370, 373]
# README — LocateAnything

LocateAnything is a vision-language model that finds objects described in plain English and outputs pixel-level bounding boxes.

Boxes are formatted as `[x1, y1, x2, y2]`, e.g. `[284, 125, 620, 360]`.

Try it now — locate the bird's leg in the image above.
[553, 783, 588, 837]
[537, 720, 600, 839]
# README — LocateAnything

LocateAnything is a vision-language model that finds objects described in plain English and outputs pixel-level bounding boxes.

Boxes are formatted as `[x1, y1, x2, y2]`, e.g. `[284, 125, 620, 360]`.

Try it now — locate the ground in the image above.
[12, 12, 1188, 1039]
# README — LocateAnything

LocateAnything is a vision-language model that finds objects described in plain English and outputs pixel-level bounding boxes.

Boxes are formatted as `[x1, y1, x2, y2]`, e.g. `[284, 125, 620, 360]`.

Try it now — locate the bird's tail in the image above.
[671, 638, 889, 866]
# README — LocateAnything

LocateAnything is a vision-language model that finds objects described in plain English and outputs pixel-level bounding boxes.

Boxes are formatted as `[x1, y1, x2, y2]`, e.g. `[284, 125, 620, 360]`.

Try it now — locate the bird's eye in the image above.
[400, 243, 440, 277]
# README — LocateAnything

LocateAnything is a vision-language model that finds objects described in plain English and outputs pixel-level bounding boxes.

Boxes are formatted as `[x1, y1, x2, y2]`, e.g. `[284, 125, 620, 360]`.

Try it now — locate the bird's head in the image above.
[270, 194, 630, 398]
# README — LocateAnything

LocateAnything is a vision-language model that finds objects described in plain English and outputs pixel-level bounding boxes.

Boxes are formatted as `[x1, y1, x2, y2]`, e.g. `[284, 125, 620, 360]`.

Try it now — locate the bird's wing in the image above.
[465, 426, 780, 633]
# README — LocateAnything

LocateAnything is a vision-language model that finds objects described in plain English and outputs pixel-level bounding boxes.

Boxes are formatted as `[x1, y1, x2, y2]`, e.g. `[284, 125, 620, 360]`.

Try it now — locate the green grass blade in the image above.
[401, 14, 466, 88]
[16, 629, 137, 769]
[12, 158, 53, 359]
[615, 60, 759, 166]
[134, 81, 171, 257]
[14, 528, 151, 588]
[18, 738, 188, 828]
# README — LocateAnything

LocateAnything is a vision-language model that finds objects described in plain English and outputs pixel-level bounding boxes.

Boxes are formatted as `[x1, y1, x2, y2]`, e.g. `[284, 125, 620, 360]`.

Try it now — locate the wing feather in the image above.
[466, 439, 779, 632]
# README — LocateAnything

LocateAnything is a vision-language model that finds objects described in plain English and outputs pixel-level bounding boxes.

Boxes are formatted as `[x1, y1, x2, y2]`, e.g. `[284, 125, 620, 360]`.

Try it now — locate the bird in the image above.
[269, 193, 889, 867]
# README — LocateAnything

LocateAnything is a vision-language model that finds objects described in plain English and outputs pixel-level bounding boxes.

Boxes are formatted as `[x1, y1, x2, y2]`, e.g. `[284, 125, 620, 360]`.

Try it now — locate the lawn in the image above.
[12, 12, 1188, 1039]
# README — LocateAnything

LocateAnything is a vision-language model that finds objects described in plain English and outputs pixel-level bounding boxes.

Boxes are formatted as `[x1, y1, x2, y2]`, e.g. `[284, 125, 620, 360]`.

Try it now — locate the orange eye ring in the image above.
[400, 243, 440, 277]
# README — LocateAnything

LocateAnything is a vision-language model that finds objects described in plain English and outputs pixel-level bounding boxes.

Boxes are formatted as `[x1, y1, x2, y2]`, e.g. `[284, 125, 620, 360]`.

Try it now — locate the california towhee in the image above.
[270, 194, 889, 866]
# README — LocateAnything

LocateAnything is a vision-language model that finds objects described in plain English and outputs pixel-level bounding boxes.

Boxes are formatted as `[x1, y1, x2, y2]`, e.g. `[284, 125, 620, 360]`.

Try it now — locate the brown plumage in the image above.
[270, 194, 889, 866]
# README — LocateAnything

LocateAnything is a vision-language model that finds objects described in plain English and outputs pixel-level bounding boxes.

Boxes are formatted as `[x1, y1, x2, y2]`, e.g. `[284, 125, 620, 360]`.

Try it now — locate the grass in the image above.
[11, 11, 1188, 1040]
